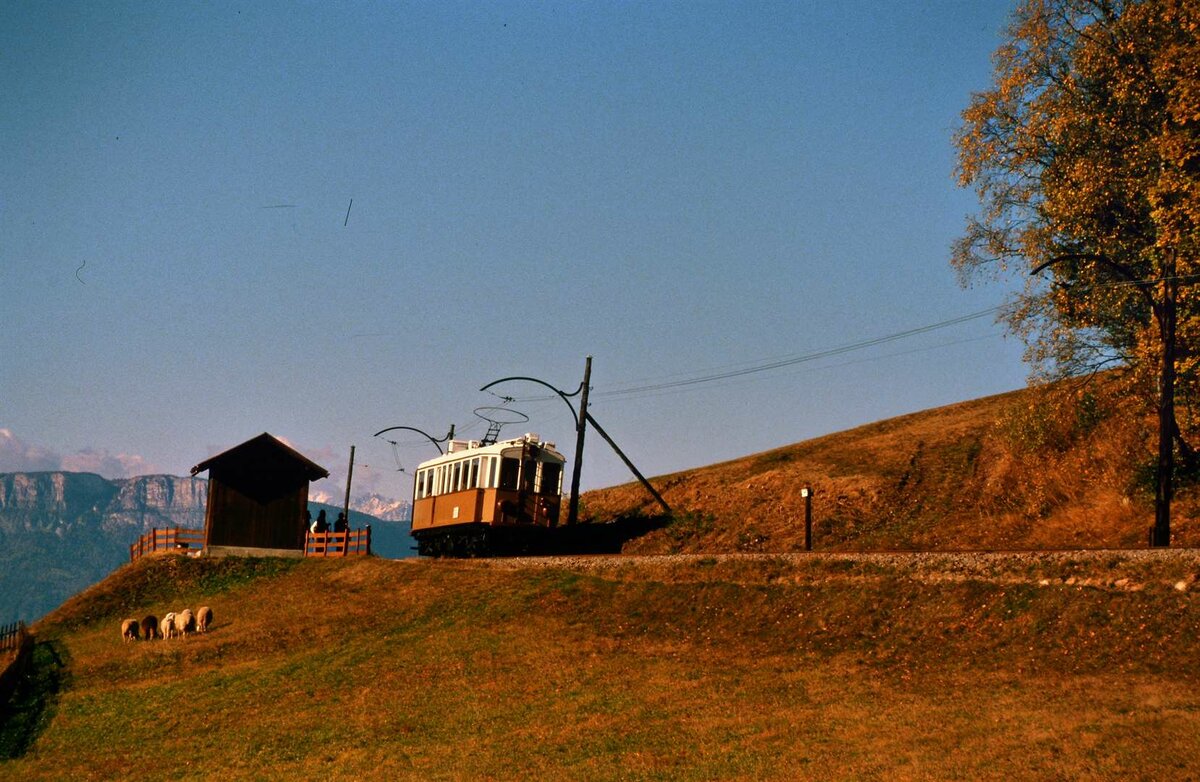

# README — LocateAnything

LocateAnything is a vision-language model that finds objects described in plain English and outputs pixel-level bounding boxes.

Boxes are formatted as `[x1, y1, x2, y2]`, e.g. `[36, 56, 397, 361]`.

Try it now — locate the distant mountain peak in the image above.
[352, 493, 412, 522]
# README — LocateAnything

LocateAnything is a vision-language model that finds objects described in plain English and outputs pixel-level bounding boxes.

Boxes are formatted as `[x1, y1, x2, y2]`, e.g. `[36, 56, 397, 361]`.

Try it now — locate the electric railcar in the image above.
[410, 433, 565, 556]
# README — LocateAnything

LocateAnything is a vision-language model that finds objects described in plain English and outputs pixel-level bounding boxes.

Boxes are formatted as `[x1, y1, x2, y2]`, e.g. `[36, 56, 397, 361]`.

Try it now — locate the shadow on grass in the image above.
[549, 513, 672, 554]
[0, 640, 70, 760]
[419, 514, 673, 557]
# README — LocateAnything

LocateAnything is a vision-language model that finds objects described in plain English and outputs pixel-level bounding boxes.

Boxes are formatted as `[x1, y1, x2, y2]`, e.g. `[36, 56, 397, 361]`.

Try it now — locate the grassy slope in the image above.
[4, 552, 1200, 780]
[581, 379, 1200, 553]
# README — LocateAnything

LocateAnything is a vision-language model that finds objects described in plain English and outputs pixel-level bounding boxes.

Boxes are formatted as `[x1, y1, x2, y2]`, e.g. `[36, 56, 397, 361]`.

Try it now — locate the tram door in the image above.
[519, 444, 541, 523]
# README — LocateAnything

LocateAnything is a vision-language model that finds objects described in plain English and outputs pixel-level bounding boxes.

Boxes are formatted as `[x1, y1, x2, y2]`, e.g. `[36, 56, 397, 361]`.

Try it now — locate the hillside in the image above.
[3, 552, 1200, 779]
[581, 377, 1200, 552]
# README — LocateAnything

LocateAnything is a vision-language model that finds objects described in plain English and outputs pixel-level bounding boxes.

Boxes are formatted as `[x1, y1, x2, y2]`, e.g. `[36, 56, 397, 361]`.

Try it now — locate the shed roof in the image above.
[190, 433, 330, 481]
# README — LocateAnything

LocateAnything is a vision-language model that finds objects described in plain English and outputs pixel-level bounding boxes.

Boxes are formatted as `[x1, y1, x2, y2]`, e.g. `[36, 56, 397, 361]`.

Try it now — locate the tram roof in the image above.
[415, 433, 563, 470]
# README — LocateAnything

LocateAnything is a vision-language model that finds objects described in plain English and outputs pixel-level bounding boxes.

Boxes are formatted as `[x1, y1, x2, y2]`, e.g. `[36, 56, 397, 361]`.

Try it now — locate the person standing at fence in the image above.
[314, 509, 328, 534]
[304, 508, 313, 533]
[334, 512, 348, 533]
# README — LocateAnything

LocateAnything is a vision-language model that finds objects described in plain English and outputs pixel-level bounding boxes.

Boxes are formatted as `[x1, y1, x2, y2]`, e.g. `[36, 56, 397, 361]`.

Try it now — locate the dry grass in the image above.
[4, 552, 1200, 779]
[582, 377, 1200, 553]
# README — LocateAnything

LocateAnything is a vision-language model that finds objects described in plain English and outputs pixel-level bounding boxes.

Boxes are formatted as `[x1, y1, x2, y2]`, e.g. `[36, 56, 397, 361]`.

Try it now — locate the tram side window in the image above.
[489, 457, 499, 488]
[539, 463, 562, 495]
[469, 458, 480, 489]
[416, 470, 426, 499]
[498, 457, 520, 491]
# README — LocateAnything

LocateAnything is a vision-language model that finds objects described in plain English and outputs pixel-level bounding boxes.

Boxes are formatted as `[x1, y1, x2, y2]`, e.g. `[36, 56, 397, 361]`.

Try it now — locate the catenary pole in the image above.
[481, 355, 670, 523]
[567, 356, 592, 526]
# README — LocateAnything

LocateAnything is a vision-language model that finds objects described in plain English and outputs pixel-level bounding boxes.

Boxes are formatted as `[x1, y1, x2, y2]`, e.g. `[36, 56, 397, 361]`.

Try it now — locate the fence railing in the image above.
[130, 526, 372, 560]
[305, 527, 372, 557]
[129, 527, 206, 563]
[0, 621, 27, 654]
[0, 620, 32, 710]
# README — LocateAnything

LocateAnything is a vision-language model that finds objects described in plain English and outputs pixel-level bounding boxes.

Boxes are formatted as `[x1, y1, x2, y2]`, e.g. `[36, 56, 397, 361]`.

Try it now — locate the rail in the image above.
[305, 527, 372, 557]
[129, 527, 206, 563]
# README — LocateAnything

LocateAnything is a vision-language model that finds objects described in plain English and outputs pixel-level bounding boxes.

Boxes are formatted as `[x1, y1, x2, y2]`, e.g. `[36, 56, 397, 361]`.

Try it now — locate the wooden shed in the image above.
[191, 433, 329, 554]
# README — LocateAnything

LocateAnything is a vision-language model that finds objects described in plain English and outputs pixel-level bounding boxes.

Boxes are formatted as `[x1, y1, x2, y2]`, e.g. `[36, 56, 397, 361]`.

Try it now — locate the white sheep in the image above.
[174, 609, 195, 637]
[196, 606, 213, 634]
[161, 612, 177, 640]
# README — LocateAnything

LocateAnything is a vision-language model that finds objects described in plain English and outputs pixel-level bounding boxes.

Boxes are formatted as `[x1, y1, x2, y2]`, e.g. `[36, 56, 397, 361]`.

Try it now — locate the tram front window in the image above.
[540, 463, 562, 495]
[498, 457, 520, 491]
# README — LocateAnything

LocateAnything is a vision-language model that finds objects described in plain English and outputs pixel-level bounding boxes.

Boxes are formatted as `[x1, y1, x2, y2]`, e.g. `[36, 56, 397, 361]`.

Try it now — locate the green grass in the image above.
[3, 553, 1200, 779]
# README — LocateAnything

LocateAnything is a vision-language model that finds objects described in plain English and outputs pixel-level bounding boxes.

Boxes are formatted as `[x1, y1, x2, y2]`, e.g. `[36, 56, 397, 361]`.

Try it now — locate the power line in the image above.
[593, 307, 1001, 399]
[504, 272, 1200, 405]
[592, 332, 1003, 406]
[379, 272, 1197, 449]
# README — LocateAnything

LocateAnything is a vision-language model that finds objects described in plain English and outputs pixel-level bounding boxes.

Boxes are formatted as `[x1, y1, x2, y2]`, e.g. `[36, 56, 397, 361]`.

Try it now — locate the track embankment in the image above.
[477, 547, 1200, 591]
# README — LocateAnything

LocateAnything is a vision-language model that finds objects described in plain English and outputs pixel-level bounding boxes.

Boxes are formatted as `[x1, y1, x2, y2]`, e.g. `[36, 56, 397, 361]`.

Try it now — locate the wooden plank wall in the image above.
[205, 478, 307, 550]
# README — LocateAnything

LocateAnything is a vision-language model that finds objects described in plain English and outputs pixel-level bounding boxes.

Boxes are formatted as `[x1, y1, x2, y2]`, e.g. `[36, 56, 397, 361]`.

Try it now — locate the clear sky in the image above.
[1, 1, 1028, 504]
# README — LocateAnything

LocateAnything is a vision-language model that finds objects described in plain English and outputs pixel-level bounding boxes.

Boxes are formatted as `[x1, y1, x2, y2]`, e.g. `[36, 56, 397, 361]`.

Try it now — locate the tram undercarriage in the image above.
[413, 523, 553, 557]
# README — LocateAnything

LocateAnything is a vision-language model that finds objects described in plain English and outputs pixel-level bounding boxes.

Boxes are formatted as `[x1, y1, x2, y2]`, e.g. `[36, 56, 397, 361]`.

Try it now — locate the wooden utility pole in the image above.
[566, 355, 592, 526]
[342, 445, 355, 531]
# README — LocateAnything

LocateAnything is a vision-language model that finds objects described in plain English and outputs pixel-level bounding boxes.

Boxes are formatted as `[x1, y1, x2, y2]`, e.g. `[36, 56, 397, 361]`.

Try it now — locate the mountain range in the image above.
[0, 471, 413, 623]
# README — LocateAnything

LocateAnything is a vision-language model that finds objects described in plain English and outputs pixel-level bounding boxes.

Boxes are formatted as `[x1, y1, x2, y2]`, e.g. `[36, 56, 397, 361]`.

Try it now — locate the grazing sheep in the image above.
[161, 612, 177, 640]
[121, 618, 139, 643]
[196, 606, 212, 634]
[174, 609, 195, 637]
[140, 614, 159, 641]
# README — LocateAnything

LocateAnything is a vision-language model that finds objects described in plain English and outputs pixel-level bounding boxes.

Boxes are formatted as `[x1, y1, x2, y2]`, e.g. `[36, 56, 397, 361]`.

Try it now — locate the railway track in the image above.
[425, 547, 1200, 590]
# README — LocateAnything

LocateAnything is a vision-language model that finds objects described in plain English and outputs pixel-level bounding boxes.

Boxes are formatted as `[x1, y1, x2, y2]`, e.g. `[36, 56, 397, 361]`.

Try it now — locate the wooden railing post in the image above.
[300, 528, 372, 558]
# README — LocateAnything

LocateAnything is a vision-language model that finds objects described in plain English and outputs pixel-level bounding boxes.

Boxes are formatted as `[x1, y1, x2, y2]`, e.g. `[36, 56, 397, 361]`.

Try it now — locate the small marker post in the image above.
[802, 485, 813, 551]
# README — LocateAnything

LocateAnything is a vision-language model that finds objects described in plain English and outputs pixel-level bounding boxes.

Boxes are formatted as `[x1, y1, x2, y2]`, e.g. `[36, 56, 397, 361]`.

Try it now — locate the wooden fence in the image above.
[0, 621, 26, 654]
[305, 527, 372, 557]
[129, 527, 207, 563]
[0, 620, 32, 709]
[129, 526, 371, 561]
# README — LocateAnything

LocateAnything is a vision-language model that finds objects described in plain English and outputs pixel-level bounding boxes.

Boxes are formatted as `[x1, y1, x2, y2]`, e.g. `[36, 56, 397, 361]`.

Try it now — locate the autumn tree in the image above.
[954, 0, 1199, 543]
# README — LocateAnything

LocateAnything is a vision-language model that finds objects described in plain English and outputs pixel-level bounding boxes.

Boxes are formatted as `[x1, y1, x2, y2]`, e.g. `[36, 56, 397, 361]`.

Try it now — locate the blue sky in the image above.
[1, 1, 1027, 502]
